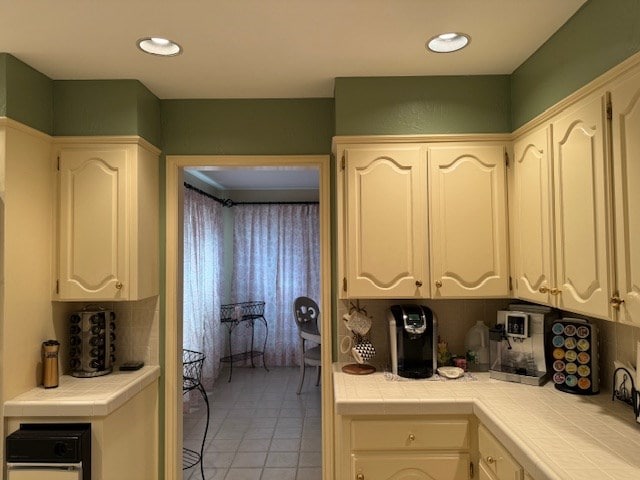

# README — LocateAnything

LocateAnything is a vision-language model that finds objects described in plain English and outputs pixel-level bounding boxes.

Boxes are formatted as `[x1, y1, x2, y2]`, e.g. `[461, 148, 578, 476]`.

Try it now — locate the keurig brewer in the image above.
[388, 305, 437, 378]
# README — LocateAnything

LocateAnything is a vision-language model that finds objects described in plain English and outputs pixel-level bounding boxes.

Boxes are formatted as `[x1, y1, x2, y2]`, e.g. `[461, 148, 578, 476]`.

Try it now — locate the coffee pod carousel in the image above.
[341, 304, 376, 375]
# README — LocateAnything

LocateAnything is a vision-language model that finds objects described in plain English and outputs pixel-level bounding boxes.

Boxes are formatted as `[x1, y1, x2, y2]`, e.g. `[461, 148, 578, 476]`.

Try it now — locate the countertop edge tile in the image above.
[421, 399, 474, 415]
[3, 366, 160, 418]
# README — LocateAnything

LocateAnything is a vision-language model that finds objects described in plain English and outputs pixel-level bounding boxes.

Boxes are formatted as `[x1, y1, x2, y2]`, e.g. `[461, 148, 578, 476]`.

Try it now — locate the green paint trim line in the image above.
[334, 75, 511, 135]
[160, 98, 334, 155]
[510, 0, 640, 129]
[0, 54, 7, 116]
[0, 53, 53, 134]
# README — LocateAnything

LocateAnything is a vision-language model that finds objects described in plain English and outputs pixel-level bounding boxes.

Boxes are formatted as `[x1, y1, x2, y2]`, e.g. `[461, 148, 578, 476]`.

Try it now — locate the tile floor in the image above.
[183, 366, 322, 480]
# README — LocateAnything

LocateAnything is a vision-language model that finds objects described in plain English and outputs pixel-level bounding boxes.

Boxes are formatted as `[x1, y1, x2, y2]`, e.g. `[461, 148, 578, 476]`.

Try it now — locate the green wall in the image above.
[0, 55, 6, 116]
[160, 99, 334, 155]
[334, 75, 511, 135]
[0, 53, 53, 134]
[53, 80, 162, 147]
[511, 0, 640, 129]
[3, 1, 640, 138]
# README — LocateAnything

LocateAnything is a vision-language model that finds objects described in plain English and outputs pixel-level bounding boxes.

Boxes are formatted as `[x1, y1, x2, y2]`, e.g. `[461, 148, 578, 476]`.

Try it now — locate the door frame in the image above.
[164, 154, 333, 479]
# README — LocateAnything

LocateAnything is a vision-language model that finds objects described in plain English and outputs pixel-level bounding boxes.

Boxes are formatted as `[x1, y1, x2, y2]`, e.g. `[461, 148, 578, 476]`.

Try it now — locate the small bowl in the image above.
[437, 366, 465, 379]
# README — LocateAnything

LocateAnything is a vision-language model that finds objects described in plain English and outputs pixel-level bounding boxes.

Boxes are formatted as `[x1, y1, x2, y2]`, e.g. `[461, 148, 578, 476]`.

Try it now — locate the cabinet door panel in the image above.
[351, 419, 469, 450]
[611, 71, 640, 325]
[478, 425, 523, 480]
[552, 95, 612, 319]
[345, 146, 427, 297]
[59, 148, 128, 299]
[429, 145, 509, 297]
[478, 460, 497, 480]
[512, 127, 554, 305]
[352, 453, 470, 480]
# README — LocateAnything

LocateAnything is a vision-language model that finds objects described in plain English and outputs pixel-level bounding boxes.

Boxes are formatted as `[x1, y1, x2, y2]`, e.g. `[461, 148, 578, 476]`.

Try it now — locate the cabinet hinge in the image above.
[343, 277, 347, 292]
[504, 151, 510, 168]
[470, 461, 474, 478]
[606, 101, 613, 120]
[341, 153, 346, 171]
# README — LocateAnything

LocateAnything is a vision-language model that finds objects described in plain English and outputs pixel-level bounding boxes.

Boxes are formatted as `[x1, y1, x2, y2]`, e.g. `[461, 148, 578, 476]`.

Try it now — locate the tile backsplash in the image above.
[337, 298, 511, 370]
[590, 317, 640, 392]
[337, 298, 640, 393]
[111, 296, 160, 365]
[52, 296, 160, 374]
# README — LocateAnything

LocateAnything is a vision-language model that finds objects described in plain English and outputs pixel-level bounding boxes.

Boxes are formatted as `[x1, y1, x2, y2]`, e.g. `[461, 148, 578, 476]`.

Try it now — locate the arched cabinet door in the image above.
[56, 141, 159, 301]
[611, 70, 640, 326]
[428, 144, 509, 298]
[552, 93, 612, 319]
[512, 126, 554, 305]
[344, 145, 428, 298]
[352, 453, 470, 480]
[58, 147, 129, 300]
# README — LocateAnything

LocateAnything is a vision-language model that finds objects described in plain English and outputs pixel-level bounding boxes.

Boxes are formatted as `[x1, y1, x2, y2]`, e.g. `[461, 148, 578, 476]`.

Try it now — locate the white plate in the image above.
[437, 366, 465, 379]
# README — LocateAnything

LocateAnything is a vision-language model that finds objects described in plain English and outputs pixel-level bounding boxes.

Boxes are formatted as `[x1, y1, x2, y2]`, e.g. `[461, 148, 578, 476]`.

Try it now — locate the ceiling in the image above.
[187, 167, 319, 191]
[0, 0, 586, 99]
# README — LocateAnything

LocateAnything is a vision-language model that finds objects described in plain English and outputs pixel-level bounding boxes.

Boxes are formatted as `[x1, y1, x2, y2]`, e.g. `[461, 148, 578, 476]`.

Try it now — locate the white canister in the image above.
[465, 321, 490, 371]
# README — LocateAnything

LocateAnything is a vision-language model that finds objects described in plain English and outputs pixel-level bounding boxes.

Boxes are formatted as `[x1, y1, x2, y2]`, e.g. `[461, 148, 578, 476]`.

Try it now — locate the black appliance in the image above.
[548, 318, 600, 395]
[388, 305, 438, 379]
[6, 423, 91, 480]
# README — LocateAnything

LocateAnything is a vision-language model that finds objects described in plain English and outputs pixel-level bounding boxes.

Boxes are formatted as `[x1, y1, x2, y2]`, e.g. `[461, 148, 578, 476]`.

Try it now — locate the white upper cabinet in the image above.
[56, 140, 159, 301]
[336, 139, 510, 300]
[610, 69, 640, 325]
[551, 93, 613, 319]
[343, 144, 428, 298]
[428, 144, 509, 298]
[512, 126, 555, 305]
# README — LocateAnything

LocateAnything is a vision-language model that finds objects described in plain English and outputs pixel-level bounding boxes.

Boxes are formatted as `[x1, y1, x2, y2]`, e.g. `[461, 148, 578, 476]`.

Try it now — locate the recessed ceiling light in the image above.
[137, 37, 182, 57]
[426, 33, 470, 53]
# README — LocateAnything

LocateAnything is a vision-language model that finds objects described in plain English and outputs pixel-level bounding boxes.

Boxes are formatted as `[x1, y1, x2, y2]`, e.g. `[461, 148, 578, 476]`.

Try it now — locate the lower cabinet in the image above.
[353, 453, 470, 480]
[478, 424, 523, 480]
[5, 381, 158, 480]
[337, 415, 536, 480]
[338, 416, 472, 480]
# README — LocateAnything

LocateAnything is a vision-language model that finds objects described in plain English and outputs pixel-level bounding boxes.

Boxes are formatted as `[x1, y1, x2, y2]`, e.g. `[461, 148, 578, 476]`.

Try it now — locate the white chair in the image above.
[293, 296, 321, 394]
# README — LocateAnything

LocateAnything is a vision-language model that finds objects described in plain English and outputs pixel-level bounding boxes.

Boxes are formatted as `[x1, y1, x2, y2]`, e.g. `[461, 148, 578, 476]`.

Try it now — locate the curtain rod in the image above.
[184, 182, 319, 207]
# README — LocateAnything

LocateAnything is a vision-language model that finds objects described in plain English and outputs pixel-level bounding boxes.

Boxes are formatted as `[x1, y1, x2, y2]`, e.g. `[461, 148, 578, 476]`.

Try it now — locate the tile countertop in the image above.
[3, 365, 160, 418]
[333, 364, 640, 480]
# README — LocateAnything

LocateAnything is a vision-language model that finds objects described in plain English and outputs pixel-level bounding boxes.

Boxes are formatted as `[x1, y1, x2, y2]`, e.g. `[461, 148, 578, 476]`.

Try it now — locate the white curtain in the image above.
[183, 186, 225, 404]
[230, 203, 320, 367]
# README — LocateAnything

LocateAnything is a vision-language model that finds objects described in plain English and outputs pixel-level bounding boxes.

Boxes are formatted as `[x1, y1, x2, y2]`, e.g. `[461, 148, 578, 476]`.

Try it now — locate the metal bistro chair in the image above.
[293, 296, 322, 395]
[182, 349, 209, 480]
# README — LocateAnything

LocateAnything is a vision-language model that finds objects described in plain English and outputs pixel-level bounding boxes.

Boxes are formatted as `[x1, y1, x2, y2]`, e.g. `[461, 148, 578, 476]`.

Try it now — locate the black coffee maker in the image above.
[388, 305, 438, 378]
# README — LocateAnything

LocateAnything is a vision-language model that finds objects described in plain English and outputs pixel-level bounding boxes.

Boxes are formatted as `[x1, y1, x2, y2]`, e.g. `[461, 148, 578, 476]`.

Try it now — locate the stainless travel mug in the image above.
[42, 339, 60, 388]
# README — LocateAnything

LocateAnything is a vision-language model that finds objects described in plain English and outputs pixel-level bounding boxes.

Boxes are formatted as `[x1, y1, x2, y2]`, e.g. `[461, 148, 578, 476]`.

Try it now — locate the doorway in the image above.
[165, 155, 333, 480]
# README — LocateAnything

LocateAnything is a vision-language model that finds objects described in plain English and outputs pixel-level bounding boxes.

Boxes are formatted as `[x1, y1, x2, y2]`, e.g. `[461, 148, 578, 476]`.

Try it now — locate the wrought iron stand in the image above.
[220, 301, 269, 381]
